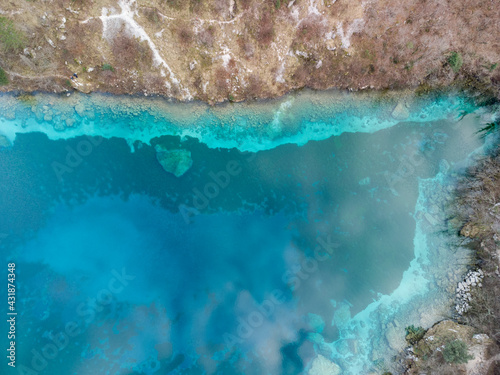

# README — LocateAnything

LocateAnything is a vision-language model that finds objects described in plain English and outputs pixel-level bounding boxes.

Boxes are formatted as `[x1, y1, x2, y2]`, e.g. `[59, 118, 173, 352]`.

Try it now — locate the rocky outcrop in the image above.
[455, 269, 484, 316]
[460, 222, 482, 238]
[405, 320, 499, 375]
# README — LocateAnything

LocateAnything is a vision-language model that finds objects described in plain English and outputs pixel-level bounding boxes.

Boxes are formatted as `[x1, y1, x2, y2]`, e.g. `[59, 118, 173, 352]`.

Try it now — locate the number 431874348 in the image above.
[8, 263, 15, 312]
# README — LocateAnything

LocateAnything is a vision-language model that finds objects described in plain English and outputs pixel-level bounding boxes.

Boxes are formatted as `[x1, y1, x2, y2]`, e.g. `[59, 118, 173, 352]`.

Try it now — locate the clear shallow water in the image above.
[0, 91, 495, 374]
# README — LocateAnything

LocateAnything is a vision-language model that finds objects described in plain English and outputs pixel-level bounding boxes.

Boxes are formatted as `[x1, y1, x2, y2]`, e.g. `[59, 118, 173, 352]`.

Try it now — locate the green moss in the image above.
[443, 340, 474, 364]
[447, 51, 463, 73]
[0, 66, 8, 85]
[0, 17, 26, 52]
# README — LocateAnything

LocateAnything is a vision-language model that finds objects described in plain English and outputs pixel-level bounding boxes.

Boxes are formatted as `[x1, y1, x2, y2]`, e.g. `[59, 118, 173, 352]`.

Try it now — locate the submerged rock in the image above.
[386, 324, 406, 351]
[155, 145, 193, 177]
[392, 101, 410, 120]
[0, 135, 12, 148]
[308, 355, 341, 375]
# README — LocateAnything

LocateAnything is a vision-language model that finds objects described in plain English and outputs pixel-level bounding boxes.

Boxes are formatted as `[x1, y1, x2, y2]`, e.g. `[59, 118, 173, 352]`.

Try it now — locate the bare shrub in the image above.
[296, 16, 325, 44]
[237, 36, 254, 58]
[63, 20, 100, 58]
[198, 25, 215, 48]
[244, 74, 263, 99]
[214, 66, 230, 96]
[111, 34, 153, 69]
[239, 0, 254, 11]
[212, 0, 231, 19]
[451, 149, 500, 346]
[141, 7, 161, 24]
[291, 64, 309, 85]
[257, 11, 274, 45]
[176, 22, 194, 46]
[144, 73, 166, 93]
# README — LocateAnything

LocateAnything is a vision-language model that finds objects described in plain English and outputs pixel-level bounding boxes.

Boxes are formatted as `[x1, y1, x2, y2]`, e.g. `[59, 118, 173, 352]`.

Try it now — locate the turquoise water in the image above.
[0, 91, 495, 374]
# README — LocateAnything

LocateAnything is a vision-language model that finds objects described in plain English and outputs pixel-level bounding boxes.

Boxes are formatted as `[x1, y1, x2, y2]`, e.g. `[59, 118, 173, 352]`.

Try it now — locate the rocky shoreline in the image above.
[401, 142, 500, 375]
[454, 269, 484, 317]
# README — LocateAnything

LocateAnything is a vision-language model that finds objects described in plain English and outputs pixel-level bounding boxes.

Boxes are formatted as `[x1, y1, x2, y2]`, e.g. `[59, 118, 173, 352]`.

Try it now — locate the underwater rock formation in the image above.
[0, 134, 11, 148]
[155, 145, 193, 177]
[308, 355, 341, 375]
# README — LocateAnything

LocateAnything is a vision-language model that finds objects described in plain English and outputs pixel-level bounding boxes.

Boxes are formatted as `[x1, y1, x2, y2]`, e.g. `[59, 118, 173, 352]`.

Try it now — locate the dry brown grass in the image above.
[176, 21, 194, 46]
[111, 34, 153, 69]
[211, 0, 232, 19]
[238, 0, 254, 11]
[244, 73, 263, 99]
[214, 66, 230, 96]
[140, 7, 162, 24]
[237, 36, 254, 59]
[295, 16, 326, 45]
[242, 6, 275, 46]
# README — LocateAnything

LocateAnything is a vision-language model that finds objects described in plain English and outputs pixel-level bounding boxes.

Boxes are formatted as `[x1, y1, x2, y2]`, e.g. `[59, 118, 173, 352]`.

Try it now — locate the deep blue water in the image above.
[0, 92, 493, 374]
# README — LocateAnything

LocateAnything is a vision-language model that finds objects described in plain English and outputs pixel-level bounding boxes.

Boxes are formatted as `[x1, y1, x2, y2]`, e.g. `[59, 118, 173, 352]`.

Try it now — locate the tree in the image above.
[405, 325, 426, 345]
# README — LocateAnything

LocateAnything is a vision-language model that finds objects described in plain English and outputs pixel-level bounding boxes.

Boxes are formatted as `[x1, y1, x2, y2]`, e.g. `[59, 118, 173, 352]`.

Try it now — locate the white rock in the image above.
[308, 355, 341, 375]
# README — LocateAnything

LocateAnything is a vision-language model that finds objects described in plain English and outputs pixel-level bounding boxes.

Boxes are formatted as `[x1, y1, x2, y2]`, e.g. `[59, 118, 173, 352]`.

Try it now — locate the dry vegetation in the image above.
[403, 140, 500, 375]
[452, 146, 500, 344]
[0, 0, 498, 102]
